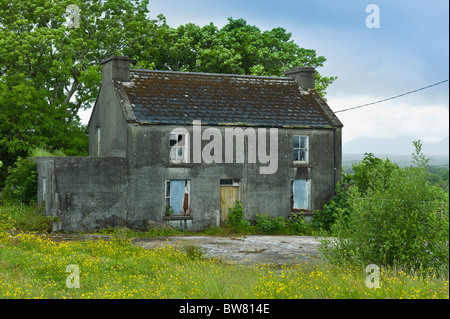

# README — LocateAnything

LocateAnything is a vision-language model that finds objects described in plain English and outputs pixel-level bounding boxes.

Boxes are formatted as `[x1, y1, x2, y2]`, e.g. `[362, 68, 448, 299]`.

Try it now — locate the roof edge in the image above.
[113, 81, 137, 122]
[128, 121, 335, 129]
[129, 68, 292, 82]
[309, 89, 344, 128]
[87, 83, 102, 128]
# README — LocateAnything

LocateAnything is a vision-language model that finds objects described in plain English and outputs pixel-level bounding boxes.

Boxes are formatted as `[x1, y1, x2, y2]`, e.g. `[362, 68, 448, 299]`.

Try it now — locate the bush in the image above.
[312, 182, 350, 232]
[321, 141, 449, 275]
[255, 213, 308, 234]
[349, 153, 399, 194]
[226, 200, 250, 231]
[255, 214, 286, 234]
[1, 156, 38, 205]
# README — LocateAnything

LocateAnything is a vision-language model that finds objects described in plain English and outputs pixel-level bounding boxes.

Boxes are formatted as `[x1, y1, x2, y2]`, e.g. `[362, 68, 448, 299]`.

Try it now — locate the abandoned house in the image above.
[36, 55, 343, 232]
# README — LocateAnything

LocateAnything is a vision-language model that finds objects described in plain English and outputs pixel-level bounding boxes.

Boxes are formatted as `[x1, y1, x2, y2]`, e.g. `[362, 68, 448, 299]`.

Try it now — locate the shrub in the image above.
[226, 200, 250, 230]
[255, 213, 308, 234]
[255, 214, 286, 234]
[349, 153, 399, 194]
[287, 213, 308, 234]
[312, 182, 350, 232]
[321, 141, 449, 275]
[1, 156, 38, 205]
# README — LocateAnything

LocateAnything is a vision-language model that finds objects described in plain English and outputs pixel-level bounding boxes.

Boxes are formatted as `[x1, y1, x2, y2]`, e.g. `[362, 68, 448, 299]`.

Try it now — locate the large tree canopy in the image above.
[148, 17, 336, 94]
[0, 0, 336, 185]
[0, 0, 156, 183]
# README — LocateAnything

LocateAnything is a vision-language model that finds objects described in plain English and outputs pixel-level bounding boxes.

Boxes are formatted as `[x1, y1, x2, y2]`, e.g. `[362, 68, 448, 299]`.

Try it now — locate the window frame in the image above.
[169, 131, 190, 163]
[220, 179, 240, 187]
[293, 135, 309, 164]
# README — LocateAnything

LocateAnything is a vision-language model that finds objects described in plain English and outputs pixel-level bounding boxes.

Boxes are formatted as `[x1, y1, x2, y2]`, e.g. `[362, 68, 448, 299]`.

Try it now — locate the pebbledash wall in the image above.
[36, 56, 342, 232]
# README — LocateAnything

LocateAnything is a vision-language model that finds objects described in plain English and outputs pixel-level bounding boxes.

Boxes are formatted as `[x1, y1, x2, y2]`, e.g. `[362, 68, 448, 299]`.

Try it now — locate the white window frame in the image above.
[169, 130, 190, 163]
[293, 135, 309, 164]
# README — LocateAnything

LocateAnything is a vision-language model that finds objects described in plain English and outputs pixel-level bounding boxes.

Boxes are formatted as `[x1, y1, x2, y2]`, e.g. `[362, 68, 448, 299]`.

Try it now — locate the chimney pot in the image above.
[284, 67, 316, 91]
[101, 55, 131, 83]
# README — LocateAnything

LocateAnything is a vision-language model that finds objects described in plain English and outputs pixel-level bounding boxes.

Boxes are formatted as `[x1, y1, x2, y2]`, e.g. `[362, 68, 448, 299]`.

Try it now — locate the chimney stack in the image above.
[284, 67, 316, 91]
[101, 55, 131, 84]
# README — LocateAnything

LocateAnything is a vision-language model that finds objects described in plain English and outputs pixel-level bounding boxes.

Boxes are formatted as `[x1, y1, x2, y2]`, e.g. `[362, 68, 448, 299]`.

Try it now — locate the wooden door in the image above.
[220, 186, 239, 225]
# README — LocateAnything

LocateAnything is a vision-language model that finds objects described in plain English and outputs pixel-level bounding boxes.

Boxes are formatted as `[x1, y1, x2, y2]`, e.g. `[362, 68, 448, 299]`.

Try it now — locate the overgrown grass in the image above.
[1, 202, 317, 241]
[0, 204, 53, 233]
[0, 232, 448, 299]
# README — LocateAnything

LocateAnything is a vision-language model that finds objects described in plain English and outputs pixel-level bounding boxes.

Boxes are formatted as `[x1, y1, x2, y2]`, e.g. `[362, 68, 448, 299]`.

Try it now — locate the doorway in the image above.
[219, 179, 240, 225]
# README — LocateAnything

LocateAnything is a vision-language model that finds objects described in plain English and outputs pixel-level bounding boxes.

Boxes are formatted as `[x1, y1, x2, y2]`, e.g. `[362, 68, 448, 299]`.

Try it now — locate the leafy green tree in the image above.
[0, 2, 337, 187]
[0, 0, 157, 184]
[321, 141, 449, 274]
[1, 156, 38, 205]
[312, 182, 351, 232]
[427, 166, 449, 190]
[150, 17, 336, 97]
[349, 153, 399, 194]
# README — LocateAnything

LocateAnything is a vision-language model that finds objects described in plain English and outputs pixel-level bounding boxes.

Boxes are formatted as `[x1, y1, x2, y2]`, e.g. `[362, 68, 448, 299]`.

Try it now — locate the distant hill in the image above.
[343, 136, 449, 156]
[343, 153, 449, 170]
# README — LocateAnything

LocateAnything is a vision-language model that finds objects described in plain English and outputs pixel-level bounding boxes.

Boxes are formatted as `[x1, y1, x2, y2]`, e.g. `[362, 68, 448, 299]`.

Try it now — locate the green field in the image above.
[0, 232, 448, 299]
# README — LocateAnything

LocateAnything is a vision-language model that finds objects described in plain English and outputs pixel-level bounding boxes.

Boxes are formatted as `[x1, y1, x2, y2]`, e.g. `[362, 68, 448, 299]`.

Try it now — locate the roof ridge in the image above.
[129, 68, 291, 81]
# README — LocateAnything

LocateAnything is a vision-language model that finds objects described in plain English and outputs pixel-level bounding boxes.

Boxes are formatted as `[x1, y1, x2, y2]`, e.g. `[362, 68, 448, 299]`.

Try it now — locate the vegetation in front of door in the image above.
[226, 200, 250, 231]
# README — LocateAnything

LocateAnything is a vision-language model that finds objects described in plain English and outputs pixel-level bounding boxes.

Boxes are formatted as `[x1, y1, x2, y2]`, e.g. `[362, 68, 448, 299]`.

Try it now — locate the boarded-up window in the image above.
[165, 180, 190, 215]
[291, 179, 310, 211]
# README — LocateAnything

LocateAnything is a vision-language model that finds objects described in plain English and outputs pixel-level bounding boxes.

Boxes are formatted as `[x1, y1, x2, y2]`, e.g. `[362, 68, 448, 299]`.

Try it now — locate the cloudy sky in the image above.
[81, 0, 449, 154]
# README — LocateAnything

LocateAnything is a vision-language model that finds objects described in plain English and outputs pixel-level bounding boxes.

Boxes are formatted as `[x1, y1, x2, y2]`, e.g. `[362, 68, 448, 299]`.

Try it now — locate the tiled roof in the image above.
[117, 69, 342, 128]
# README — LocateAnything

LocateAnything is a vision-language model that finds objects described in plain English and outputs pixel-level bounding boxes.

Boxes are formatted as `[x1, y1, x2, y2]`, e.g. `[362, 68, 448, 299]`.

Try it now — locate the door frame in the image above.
[219, 179, 241, 225]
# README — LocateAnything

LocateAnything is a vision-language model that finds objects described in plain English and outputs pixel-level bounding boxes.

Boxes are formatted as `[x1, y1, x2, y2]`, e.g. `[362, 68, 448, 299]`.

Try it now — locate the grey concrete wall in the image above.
[37, 123, 341, 232]
[124, 124, 340, 231]
[37, 157, 128, 232]
[88, 84, 128, 157]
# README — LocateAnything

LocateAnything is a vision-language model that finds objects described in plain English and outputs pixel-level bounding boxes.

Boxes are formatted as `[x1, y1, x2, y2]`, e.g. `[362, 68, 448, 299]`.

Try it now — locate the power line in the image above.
[334, 79, 449, 113]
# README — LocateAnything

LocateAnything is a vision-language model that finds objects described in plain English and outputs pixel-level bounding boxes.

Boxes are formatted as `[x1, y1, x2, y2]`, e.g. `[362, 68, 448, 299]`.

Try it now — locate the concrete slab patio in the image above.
[133, 235, 324, 266]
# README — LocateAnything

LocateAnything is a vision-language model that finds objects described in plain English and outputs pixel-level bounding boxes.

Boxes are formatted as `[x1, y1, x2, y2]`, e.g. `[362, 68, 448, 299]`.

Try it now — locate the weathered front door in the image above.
[220, 185, 239, 225]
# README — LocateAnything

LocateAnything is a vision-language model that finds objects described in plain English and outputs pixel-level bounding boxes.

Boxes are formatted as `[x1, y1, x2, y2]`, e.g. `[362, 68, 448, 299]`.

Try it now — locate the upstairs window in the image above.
[293, 135, 309, 163]
[169, 132, 189, 163]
